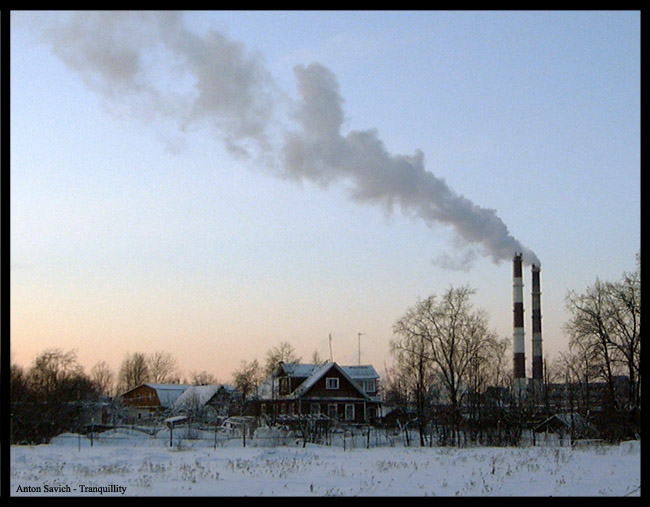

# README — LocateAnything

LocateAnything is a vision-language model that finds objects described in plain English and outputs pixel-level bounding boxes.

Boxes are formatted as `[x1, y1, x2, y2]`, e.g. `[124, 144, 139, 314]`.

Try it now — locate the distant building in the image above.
[119, 383, 191, 421]
[171, 384, 241, 422]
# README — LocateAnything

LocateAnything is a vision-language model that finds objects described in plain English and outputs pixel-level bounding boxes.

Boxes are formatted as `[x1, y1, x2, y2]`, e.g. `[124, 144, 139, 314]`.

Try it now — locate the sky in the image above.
[10, 11, 640, 384]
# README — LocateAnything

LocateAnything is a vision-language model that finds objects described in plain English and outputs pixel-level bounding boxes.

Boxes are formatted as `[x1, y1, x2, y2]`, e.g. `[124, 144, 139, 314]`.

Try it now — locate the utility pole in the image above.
[358, 333, 366, 365]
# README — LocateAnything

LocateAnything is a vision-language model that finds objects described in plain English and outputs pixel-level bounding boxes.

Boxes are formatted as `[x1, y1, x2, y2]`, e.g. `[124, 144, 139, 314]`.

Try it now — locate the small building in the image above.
[254, 362, 381, 424]
[119, 383, 191, 421]
[534, 412, 597, 441]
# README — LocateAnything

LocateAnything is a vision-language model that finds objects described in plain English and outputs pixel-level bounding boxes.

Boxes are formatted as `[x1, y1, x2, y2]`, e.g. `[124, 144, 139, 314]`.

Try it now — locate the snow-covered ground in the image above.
[10, 428, 641, 496]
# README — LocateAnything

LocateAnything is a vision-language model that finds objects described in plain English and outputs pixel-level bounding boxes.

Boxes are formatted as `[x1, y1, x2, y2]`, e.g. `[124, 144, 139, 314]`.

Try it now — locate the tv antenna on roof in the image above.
[358, 333, 366, 365]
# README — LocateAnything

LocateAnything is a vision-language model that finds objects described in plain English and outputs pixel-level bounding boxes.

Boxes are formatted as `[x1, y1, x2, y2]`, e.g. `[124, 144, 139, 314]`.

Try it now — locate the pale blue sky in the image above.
[10, 11, 640, 382]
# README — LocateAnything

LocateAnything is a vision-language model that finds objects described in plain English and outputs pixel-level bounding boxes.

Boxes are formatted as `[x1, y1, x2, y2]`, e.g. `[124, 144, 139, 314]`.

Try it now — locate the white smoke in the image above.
[31, 11, 539, 268]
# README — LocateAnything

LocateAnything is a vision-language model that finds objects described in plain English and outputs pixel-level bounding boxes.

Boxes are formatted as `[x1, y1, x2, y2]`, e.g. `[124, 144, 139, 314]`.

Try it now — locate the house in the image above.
[171, 384, 241, 421]
[119, 383, 191, 421]
[534, 412, 597, 441]
[254, 362, 381, 424]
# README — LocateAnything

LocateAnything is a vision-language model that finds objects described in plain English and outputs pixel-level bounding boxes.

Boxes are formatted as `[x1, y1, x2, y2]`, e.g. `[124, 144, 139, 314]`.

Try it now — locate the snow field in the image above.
[10, 430, 640, 496]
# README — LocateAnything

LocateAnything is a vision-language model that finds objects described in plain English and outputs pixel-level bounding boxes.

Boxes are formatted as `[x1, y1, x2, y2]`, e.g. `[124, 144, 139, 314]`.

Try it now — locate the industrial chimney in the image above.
[512, 253, 526, 395]
[531, 263, 543, 388]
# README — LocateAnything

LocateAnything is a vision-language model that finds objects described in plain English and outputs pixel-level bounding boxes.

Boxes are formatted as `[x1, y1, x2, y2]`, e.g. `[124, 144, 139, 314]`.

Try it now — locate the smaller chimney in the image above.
[531, 263, 543, 384]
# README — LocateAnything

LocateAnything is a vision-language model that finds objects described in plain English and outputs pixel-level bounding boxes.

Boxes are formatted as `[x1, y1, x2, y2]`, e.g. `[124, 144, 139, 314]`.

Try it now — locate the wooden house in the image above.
[254, 362, 381, 424]
[119, 383, 191, 421]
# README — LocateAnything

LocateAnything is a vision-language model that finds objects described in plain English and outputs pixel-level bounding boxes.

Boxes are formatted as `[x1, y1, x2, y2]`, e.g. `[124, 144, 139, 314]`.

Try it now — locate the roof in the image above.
[127, 383, 191, 407]
[259, 362, 378, 401]
[341, 365, 379, 380]
[279, 362, 379, 381]
[172, 384, 237, 408]
[173, 385, 221, 408]
[534, 413, 593, 434]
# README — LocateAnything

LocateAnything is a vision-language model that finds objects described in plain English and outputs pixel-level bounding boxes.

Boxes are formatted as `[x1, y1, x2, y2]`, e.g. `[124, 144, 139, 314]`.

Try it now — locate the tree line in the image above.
[10, 254, 639, 445]
[9, 338, 308, 444]
[384, 254, 640, 445]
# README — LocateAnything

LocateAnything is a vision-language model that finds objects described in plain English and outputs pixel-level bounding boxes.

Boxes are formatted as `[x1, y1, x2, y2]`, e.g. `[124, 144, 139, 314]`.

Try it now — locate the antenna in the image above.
[358, 333, 366, 365]
[329, 333, 333, 362]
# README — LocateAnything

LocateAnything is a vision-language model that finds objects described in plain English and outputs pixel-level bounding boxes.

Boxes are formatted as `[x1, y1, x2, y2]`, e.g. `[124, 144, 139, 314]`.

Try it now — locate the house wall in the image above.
[257, 371, 380, 423]
[305, 372, 361, 399]
[121, 385, 160, 410]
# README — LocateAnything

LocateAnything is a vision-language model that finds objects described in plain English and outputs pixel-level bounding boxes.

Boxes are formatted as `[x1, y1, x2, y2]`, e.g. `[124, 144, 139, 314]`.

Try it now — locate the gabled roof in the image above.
[172, 384, 238, 409]
[278, 362, 379, 381]
[120, 383, 191, 408]
[145, 384, 191, 407]
[280, 363, 319, 378]
[259, 362, 376, 401]
[173, 385, 220, 408]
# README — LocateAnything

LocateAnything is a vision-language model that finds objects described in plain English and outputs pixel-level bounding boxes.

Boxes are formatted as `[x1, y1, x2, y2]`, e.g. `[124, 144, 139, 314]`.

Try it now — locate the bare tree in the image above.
[310, 349, 326, 365]
[564, 254, 641, 437]
[117, 352, 150, 393]
[89, 360, 115, 397]
[189, 370, 219, 385]
[232, 359, 262, 415]
[147, 351, 179, 384]
[14, 349, 98, 443]
[389, 323, 435, 446]
[264, 341, 301, 377]
[602, 258, 641, 412]
[392, 285, 500, 446]
[28, 348, 83, 395]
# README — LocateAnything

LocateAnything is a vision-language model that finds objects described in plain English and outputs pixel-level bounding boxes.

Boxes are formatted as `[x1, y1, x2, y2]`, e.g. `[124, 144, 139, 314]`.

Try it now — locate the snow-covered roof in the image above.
[279, 363, 378, 380]
[341, 365, 379, 380]
[291, 362, 339, 398]
[280, 363, 319, 378]
[172, 384, 237, 408]
[172, 385, 221, 408]
[143, 384, 191, 408]
[259, 362, 378, 401]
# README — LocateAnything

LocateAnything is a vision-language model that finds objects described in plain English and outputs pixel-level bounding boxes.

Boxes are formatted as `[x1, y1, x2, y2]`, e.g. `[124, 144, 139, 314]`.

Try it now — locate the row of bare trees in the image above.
[386, 255, 640, 445]
[557, 253, 641, 440]
[10, 338, 308, 444]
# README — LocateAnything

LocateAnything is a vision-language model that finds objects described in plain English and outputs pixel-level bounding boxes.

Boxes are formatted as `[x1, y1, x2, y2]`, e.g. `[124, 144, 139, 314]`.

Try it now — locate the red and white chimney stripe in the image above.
[512, 253, 526, 388]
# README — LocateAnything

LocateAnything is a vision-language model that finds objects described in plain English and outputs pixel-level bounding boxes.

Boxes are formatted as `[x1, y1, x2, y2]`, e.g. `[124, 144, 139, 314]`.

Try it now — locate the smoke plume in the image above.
[33, 11, 539, 268]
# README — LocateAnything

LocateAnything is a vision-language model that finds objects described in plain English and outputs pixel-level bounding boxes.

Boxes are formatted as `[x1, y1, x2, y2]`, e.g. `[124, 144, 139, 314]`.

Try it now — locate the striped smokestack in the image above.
[531, 263, 543, 383]
[513, 253, 526, 391]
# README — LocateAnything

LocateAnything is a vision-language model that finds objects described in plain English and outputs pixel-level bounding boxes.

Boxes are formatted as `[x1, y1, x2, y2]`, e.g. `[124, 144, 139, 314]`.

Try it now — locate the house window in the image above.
[310, 403, 320, 415]
[278, 377, 290, 395]
[326, 377, 339, 390]
[328, 404, 338, 420]
[345, 404, 355, 421]
[364, 380, 376, 393]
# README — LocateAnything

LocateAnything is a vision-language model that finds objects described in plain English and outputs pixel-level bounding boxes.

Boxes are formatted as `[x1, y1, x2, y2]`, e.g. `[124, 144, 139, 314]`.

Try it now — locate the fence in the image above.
[43, 422, 598, 451]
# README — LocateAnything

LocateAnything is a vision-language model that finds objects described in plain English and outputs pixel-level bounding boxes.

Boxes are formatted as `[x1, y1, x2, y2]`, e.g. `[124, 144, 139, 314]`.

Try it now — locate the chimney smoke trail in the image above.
[33, 11, 539, 269]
